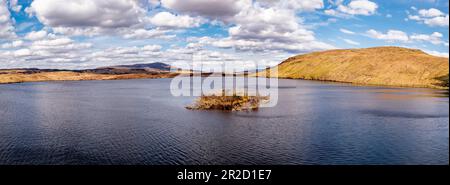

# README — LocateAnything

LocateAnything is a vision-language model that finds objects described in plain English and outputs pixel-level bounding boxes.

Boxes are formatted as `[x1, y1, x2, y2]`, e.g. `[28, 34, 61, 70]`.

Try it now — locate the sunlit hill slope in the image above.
[257, 47, 449, 89]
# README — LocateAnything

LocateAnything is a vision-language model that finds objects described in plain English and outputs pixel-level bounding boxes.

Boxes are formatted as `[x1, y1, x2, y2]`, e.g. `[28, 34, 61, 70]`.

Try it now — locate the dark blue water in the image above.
[0, 78, 448, 165]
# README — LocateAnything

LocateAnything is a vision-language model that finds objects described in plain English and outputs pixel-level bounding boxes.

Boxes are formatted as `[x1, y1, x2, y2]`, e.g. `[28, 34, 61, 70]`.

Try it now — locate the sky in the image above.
[0, 0, 449, 69]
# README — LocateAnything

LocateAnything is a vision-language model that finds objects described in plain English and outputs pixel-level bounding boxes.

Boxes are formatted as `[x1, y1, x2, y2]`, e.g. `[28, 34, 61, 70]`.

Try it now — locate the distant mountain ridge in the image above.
[85, 62, 175, 75]
[257, 47, 449, 89]
[103, 62, 172, 71]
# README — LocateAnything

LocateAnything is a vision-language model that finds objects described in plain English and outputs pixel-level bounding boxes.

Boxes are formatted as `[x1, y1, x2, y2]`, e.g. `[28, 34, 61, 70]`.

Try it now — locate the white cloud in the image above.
[11, 40, 23, 47]
[343, 38, 360, 45]
[89, 45, 163, 66]
[408, 8, 449, 27]
[423, 15, 449, 27]
[338, 0, 378, 15]
[24, 7, 33, 17]
[149, 12, 204, 28]
[29, 0, 148, 36]
[27, 0, 200, 39]
[32, 38, 73, 47]
[0, 0, 16, 39]
[1, 0, 336, 69]
[366, 29, 409, 42]
[30, 37, 92, 53]
[148, 0, 160, 6]
[366, 29, 448, 46]
[425, 50, 449, 58]
[418, 8, 444, 17]
[410, 32, 447, 45]
[1, 40, 24, 49]
[9, 0, 22, 12]
[159, 0, 245, 20]
[25, 30, 49, 40]
[195, 1, 335, 53]
[14, 49, 32, 57]
[142, 45, 162, 52]
[1, 35, 99, 69]
[30, 0, 145, 28]
[256, 0, 324, 12]
[326, 0, 378, 17]
[340, 28, 355, 35]
[122, 28, 174, 39]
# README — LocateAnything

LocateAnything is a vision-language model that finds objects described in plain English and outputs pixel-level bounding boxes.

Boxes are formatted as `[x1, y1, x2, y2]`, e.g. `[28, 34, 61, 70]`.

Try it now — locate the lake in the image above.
[0, 78, 448, 165]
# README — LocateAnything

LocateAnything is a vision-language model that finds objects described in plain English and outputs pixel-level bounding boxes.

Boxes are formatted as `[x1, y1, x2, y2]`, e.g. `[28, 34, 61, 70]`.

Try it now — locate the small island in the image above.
[186, 90, 269, 111]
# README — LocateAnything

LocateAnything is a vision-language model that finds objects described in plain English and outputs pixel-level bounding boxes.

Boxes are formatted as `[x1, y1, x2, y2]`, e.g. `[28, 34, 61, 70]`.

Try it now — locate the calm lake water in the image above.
[0, 78, 448, 165]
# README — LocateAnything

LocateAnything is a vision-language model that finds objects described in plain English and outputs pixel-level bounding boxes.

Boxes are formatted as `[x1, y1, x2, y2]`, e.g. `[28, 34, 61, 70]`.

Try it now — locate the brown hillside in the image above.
[257, 47, 449, 88]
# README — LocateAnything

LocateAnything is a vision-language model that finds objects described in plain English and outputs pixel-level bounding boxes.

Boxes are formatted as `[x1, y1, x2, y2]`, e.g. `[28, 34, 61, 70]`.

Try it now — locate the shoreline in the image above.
[275, 76, 449, 90]
[1, 71, 448, 90]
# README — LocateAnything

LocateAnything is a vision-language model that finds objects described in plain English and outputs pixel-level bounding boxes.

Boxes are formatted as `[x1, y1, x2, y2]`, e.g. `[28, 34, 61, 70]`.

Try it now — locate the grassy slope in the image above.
[258, 47, 449, 89]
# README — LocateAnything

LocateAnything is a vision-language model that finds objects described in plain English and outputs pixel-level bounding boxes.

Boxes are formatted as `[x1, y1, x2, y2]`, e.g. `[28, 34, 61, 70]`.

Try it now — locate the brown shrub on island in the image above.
[186, 90, 269, 111]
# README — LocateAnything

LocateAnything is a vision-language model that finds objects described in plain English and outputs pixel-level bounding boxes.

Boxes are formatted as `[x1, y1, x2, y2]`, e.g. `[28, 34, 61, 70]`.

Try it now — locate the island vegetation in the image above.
[186, 90, 269, 111]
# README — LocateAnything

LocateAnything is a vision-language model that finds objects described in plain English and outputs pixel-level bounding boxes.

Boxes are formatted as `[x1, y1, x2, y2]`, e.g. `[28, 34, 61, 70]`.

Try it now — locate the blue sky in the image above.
[0, 0, 448, 69]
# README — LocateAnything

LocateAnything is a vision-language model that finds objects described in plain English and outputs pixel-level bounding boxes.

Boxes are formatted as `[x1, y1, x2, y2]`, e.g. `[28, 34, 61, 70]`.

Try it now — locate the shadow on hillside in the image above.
[434, 75, 449, 88]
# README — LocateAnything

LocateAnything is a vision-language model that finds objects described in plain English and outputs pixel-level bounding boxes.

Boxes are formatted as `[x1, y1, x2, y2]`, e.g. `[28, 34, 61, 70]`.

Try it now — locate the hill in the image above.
[256, 47, 449, 89]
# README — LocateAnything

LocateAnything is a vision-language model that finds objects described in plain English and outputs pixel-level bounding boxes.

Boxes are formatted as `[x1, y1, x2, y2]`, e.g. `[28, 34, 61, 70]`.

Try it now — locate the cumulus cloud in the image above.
[191, 1, 335, 53]
[149, 12, 204, 29]
[29, 0, 149, 36]
[122, 28, 175, 39]
[418, 8, 444, 17]
[407, 8, 449, 27]
[0, 34, 96, 68]
[366, 29, 448, 46]
[14, 49, 32, 57]
[338, 0, 378, 15]
[24, 30, 49, 40]
[256, 0, 324, 12]
[0, 0, 16, 39]
[159, 0, 244, 20]
[1, 0, 335, 69]
[366, 29, 409, 42]
[89, 45, 163, 66]
[148, 0, 160, 6]
[410, 32, 447, 45]
[325, 0, 378, 17]
[27, 0, 201, 39]
[9, 0, 22, 12]
[30, 0, 145, 28]
[1, 40, 23, 49]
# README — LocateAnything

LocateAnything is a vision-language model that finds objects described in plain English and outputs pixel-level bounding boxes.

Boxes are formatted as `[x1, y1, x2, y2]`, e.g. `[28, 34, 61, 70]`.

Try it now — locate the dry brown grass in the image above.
[186, 90, 269, 111]
[255, 47, 449, 89]
[0, 70, 178, 84]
